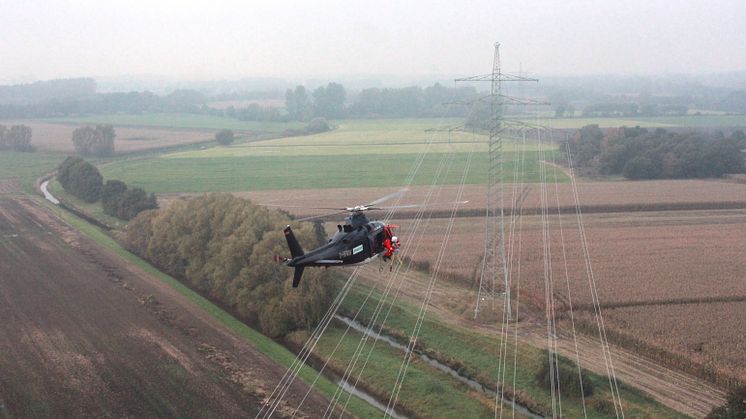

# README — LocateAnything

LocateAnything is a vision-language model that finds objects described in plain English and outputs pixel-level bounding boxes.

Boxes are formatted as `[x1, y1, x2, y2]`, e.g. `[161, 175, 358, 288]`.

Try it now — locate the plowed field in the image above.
[0, 196, 332, 417]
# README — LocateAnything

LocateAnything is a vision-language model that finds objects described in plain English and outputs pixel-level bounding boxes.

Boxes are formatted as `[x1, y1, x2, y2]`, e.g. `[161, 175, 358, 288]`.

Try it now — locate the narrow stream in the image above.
[305, 353, 407, 418]
[336, 377, 406, 419]
[40, 180, 59, 205]
[335, 314, 544, 419]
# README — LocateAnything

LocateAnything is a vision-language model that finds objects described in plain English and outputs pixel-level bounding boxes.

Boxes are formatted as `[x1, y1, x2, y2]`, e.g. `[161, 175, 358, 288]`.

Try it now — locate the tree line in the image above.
[564, 125, 746, 179]
[58, 156, 157, 219]
[72, 124, 115, 156]
[581, 102, 688, 118]
[0, 88, 208, 118]
[0, 124, 33, 151]
[0, 79, 478, 122]
[124, 193, 335, 337]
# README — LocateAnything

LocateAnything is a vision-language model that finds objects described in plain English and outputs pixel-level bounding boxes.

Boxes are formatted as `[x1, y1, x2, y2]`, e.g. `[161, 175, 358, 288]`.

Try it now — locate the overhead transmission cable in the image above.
[270, 99, 459, 418]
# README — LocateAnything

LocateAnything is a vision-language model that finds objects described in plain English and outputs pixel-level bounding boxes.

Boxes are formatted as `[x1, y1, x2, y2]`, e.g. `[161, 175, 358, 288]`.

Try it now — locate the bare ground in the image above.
[0, 196, 337, 418]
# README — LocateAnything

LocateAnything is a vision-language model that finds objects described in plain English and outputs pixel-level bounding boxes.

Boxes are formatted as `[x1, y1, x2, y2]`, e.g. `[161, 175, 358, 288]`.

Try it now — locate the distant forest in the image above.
[2, 76, 745, 121]
[564, 125, 746, 179]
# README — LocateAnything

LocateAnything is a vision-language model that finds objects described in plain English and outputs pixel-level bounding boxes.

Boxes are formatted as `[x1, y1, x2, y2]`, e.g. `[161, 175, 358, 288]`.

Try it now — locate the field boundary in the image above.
[296, 200, 746, 221]
[567, 295, 746, 311]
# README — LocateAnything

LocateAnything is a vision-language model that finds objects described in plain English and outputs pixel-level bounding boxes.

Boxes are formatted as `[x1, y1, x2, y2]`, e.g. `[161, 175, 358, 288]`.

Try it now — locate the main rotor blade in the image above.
[294, 210, 349, 222]
[369, 200, 469, 210]
[364, 188, 409, 207]
[260, 203, 344, 211]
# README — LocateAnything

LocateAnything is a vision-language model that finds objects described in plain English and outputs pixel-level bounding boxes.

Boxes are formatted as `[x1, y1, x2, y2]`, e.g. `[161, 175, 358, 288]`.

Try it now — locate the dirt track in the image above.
[0, 195, 334, 418]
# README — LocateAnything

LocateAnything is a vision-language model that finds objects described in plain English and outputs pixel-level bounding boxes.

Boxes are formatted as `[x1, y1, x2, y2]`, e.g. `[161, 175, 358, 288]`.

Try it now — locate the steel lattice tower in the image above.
[456, 43, 538, 319]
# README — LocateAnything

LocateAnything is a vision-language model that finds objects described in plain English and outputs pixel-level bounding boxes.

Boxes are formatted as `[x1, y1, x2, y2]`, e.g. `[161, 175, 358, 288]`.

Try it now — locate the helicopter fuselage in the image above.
[283, 212, 393, 286]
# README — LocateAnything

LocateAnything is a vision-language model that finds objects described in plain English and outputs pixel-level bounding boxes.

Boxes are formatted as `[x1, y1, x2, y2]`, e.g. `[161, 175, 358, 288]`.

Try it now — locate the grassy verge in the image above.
[35, 198, 380, 418]
[47, 180, 126, 229]
[302, 325, 510, 418]
[338, 279, 688, 418]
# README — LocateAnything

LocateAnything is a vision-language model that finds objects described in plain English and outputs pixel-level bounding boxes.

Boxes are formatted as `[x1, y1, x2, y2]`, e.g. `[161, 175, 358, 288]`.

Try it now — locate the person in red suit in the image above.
[383, 236, 400, 261]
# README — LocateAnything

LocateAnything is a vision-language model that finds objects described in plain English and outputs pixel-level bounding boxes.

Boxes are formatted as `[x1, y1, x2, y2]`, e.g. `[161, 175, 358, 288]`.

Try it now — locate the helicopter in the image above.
[276, 190, 467, 287]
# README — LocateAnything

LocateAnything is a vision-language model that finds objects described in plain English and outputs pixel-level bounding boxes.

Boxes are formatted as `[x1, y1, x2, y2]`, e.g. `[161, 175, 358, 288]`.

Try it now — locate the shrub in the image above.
[706, 385, 746, 419]
[305, 118, 331, 134]
[535, 351, 594, 398]
[215, 129, 235, 145]
[101, 180, 157, 220]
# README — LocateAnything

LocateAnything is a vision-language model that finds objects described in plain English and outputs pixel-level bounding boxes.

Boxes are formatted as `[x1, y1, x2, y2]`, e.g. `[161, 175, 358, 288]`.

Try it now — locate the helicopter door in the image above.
[348, 239, 371, 264]
[372, 230, 385, 253]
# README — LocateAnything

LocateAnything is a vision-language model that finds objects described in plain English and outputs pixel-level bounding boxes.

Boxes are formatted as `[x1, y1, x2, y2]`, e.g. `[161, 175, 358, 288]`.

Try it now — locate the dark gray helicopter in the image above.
[277, 190, 467, 287]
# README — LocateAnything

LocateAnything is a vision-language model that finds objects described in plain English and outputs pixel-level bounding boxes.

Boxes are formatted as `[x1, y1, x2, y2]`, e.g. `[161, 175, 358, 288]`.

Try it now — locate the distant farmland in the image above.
[98, 118, 569, 192]
[45, 113, 305, 133]
[3, 121, 214, 154]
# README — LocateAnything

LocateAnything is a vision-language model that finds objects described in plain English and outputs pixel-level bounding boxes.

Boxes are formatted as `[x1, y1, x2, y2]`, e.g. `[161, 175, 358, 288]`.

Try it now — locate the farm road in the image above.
[355, 265, 725, 418]
[0, 195, 335, 418]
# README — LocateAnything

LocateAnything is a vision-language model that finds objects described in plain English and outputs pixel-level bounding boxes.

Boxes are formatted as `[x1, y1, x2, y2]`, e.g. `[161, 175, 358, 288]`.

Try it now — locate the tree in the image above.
[124, 193, 335, 338]
[285, 86, 312, 121]
[101, 179, 157, 220]
[312, 83, 346, 119]
[101, 180, 128, 215]
[706, 385, 746, 419]
[0, 124, 33, 151]
[623, 155, 659, 179]
[215, 129, 235, 145]
[57, 156, 103, 202]
[72, 124, 115, 156]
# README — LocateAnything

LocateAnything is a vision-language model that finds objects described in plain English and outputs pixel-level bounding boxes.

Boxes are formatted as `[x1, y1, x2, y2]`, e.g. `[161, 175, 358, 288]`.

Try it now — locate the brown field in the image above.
[158, 178, 746, 400]
[0, 179, 20, 194]
[0, 196, 333, 417]
[4, 121, 213, 153]
[222, 179, 746, 219]
[595, 302, 746, 382]
[385, 208, 746, 382]
[295, 179, 746, 397]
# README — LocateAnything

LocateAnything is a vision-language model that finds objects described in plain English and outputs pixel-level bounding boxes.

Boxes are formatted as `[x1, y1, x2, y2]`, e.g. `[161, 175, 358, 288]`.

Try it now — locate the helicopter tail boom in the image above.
[284, 226, 305, 258]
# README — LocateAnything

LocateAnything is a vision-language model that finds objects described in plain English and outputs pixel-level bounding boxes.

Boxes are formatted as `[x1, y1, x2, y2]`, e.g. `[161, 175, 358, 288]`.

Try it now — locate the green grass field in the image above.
[45, 113, 306, 133]
[97, 118, 567, 192]
[100, 150, 567, 193]
[311, 326, 503, 418]
[0, 151, 66, 193]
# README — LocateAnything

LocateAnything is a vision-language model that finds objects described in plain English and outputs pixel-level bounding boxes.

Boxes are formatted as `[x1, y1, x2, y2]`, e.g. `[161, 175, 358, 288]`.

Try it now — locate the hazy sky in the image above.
[2, 0, 746, 83]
